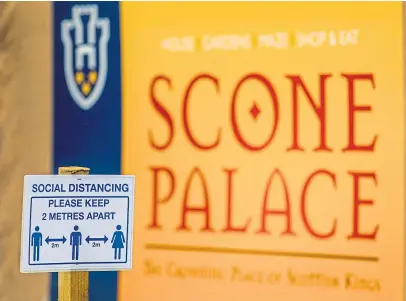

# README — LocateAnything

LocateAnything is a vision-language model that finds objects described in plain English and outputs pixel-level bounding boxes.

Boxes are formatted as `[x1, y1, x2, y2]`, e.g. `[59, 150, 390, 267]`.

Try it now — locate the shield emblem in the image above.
[61, 5, 110, 111]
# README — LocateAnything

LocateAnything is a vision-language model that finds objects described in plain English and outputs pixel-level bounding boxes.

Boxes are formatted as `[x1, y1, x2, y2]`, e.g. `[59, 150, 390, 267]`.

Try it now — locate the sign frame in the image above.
[20, 174, 135, 274]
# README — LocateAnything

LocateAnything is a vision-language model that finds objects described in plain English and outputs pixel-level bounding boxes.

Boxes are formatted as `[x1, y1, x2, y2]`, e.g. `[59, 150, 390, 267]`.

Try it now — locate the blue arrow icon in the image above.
[45, 236, 67, 244]
[86, 235, 108, 244]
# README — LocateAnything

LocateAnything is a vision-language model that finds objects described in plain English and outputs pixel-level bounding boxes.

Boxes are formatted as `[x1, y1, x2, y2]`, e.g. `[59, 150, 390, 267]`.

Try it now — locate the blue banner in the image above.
[52, 1, 122, 300]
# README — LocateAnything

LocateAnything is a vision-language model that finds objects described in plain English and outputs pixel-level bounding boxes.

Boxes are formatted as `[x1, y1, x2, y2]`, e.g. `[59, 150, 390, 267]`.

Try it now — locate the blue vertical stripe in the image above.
[52, 2, 121, 301]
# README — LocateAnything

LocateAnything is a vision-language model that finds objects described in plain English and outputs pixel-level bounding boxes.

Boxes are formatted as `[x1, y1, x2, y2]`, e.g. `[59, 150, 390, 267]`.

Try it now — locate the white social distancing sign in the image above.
[20, 175, 135, 273]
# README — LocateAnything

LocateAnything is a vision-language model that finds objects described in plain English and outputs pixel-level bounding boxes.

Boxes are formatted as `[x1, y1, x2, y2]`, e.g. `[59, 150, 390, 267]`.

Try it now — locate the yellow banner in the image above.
[120, 2, 404, 301]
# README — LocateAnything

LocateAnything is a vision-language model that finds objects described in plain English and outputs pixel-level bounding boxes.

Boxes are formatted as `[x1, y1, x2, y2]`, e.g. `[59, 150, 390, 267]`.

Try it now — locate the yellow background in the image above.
[120, 2, 404, 301]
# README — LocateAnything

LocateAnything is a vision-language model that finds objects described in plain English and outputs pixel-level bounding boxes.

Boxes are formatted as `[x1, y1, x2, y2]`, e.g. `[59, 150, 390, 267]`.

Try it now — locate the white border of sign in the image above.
[20, 174, 135, 273]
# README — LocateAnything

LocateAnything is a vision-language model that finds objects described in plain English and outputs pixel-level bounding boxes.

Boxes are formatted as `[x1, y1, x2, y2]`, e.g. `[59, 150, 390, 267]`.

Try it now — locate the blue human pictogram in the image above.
[111, 225, 125, 260]
[31, 226, 42, 261]
[70, 225, 82, 260]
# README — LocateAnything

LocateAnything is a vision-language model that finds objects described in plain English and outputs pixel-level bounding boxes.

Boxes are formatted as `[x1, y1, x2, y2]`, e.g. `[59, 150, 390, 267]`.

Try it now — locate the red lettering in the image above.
[257, 169, 295, 235]
[222, 168, 251, 232]
[342, 73, 377, 152]
[177, 168, 214, 232]
[182, 74, 221, 150]
[148, 166, 175, 229]
[301, 169, 337, 239]
[149, 75, 174, 150]
[347, 171, 379, 240]
[231, 73, 279, 151]
[286, 74, 332, 152]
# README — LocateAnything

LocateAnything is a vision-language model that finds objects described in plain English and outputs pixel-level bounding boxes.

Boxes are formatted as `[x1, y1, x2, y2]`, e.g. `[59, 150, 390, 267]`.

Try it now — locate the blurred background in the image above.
[0, 2, 50, 301]
[0, 1, 404, 301]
